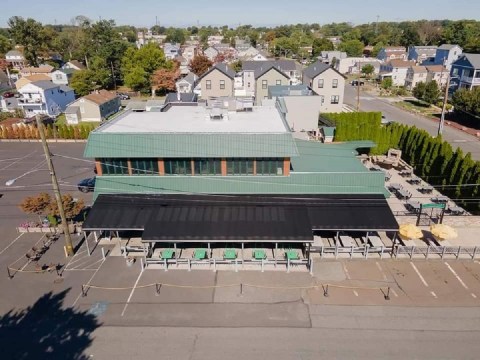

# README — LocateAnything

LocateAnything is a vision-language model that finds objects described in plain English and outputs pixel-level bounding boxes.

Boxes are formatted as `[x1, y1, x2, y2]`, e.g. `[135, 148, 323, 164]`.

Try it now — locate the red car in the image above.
[2, 92, 15, 98]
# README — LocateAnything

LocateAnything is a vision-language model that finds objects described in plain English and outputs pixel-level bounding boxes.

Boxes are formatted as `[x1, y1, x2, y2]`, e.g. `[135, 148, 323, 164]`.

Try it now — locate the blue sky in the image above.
[1, 0, 479, 27]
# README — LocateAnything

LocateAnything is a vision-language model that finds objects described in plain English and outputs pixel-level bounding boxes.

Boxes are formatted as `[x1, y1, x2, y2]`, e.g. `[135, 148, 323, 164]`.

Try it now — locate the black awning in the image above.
[82, 194, 398, 240]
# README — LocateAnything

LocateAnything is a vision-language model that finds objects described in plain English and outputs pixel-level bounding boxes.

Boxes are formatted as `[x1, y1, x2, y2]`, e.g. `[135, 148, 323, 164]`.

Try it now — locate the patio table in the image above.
[406, 200, 421, 212]
[339, 235, 355, 247]
[431, 196, 448, 203]
[253, 249, 266, 260]
[449, 206, 464, 215]
[390, 183, 402, 191]
[161, 249, 175, 259]
[408, 177, 421, 185]
[285, 250, 299, 260]
[397, 189, 411, 200]
[194, 249, 207, 260]
[223, 249, 237, 260]
[419, 186, 433, 194]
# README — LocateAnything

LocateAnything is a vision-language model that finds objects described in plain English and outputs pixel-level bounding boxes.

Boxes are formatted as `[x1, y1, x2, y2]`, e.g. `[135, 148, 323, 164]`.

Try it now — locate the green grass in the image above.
[55, 113, 67, 125]
[395, 100, 439, 116]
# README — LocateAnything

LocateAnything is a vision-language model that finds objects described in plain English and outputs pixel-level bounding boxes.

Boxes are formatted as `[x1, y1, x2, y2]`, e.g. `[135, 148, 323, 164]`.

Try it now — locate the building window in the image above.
[55, 74, 62, 80]
[227, 158, 254, 175]
[164, 158, 192, 175]
[276, 79, 282, 85]
[101, 158, 129, 175]
[262, 80, 268, 89]
[332, 79, 338, 88]
[331, 95, 340, 104]
[194, 159, 221, 175]
[256, 158, 283, 176]
[131, 158, 159, 175]
[206, 80, 211, 90]
[320, 95, 325, 104]
[318, 79, 324, 88]
[220, 80, 225, 89]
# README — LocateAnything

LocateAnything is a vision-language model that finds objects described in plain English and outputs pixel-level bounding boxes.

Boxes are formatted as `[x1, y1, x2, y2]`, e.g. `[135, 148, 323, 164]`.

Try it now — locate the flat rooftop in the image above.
[98, 105, 290, 134]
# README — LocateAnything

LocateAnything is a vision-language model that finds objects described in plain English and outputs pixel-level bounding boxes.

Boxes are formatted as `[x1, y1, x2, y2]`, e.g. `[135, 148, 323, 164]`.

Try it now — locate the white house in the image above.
[176, 72, 198, 93]
[5, 50, 26, 70]
[17, 80, 75, 117]
[432, 44, 463, 70]
[379, 60, 415, 86]
[335, 57, 366, 74]
[50, 69, 76, 86]
[163, 43, 180, 60]
[203, 47, 219, 62]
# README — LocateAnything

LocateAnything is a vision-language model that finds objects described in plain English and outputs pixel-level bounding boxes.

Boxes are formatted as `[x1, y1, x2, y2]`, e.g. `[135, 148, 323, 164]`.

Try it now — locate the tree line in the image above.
[323, 112, 480, 213]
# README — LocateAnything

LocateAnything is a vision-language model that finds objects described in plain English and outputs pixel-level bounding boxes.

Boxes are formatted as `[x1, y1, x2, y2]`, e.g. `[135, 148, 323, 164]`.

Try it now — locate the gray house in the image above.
[254, 66, 290, 105]
[197, 63, 236, 100]
[450, 53, 480, 92]
[433, 44, 463, 70]
[51, 69, 76, 86]
[176, 72, 198, 93]
[65, 90, 120, 124]
[302, 61, 346, 113]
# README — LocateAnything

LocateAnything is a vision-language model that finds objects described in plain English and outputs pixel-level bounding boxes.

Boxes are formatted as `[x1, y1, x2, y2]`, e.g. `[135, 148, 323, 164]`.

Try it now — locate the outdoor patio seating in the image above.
[223, 249, 237, 260]
[193, 249, 207, 260]
[285, 250, 299, 260]
[449, 206, 465, 215]
[253, 249, 266, 260]
[396, 188, 411, 200]
[407, 176, 421, 185]
[431, 196, 448, 203]
[405, 200, 421, 213]
[160, 249, 175, 260]
[418, 185, 433, 194]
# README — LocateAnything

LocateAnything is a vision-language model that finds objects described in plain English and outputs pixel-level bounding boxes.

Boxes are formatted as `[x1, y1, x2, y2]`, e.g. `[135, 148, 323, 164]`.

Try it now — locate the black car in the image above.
[77, 177, 96, 193]
[117, 93, 130, 100]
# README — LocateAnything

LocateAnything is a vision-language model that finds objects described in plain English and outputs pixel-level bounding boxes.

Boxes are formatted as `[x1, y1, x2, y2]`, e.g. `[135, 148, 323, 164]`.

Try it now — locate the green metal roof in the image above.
[93, 171, 388, 200]
[84, 132, 299, 158]
[292, 140, 373, 173]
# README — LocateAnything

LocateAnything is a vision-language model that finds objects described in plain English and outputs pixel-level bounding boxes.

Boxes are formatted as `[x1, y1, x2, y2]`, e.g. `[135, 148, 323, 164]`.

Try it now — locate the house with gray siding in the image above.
[450, 53, 480, 92]
[65, 90, 120, 124]
[254, 66, 290, 105]
[197, 63, 235, 100]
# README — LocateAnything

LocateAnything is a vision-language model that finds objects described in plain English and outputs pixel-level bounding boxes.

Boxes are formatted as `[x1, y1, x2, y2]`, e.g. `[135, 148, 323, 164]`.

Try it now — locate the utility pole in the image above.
[110, 61, 117, 91]
[35, 115, 74, 256]
[437, 73, 451, 136]
[357, 62, 361, 111]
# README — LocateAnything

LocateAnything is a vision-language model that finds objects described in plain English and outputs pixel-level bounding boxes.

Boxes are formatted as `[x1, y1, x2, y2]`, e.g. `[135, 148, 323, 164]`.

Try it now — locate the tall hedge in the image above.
[323, 112, 480, 213]
[0, 123, 96, 140]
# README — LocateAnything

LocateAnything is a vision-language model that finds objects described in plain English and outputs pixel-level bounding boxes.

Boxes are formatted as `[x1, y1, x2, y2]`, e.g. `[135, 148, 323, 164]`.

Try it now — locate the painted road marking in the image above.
[444, 262, 469, 290]
[353, 290, 359, 297]
[391, 289, 398, 297]
[472, 293, 477, 299]
[376, 262, 388, 281]
[121, 267, 144, 317]
[410, 262, 429, 287]
[343, 263, 351, 280]
[0, 233, 24, 255]
[430, 291, 438, 298]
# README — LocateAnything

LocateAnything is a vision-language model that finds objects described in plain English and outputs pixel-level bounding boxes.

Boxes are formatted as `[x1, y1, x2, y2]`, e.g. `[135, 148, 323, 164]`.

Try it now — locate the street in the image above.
[344, 85, 480, 160]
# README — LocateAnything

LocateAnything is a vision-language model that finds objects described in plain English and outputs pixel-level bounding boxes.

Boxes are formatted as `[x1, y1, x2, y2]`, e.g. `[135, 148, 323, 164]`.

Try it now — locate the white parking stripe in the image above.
[410, 262, 429, 287]
[391, 289, 398, 297]
[444, 262, 469, 290]
[471, 293, 477, 299]
[121, 268, 144, 317]
[343, 263, 351, 279]
[430, 291, 437, 298]
[0, 233, 24, 255]
[353, 290, 359, 297]
[376, 261, 388, 281]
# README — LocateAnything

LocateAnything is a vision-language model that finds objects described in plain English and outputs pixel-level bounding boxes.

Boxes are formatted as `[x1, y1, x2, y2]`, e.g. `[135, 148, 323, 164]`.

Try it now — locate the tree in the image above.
[312, 38, 334, 57]
[124, 66, 148, 91]
[361, 64, 375, 78]
[423, 81, 441, 105]
[8, 16, 49, 66]
[412, 81, 426, 100]
[165, 28, 186, 44]
[19, 193, 51, 221]
[151, 63, 180, 93]
[189, 55, 213, 76]
[70, 70, 95, 96]
[452, 87, 480, 118]
[381, 77, 393, 91]
[0, 35, 12, 56]
[231, 60, 242, 72]
[338, 39, 364, 57]
[48, 194, 84, 221]
[399, 23, 421, 47]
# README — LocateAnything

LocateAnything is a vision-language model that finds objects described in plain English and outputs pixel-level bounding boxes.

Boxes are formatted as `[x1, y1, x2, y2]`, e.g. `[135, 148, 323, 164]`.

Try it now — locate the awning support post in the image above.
[84, 232, 90, 256]
[235, 259, 238, 272]
[164, 258, 168, 271]
[188, 258, 191, 271]
[309, 258, 314, 275]
[241, 243, 244, 263]
[94, 231, 98, 243]
[287, 258, 290, 273]
[261, 259, 264, 272]
[213, 258, 216, 272]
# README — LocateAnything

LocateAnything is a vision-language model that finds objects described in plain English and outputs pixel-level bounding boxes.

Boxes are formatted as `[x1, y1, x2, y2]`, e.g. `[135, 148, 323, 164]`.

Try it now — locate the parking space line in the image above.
[72, 258, 106, 307]
[376, 261, 388, 281]
[343, 263, 351, 279]
[430, 291, 438, 298]
[472, 293, 477, 299]
[353, 290, 359, 297]
[0, 233, 24, 255]
[121, 268, 144, 317]
[410, 262, 429, 287]
[444, 262, 469, 290]
[391, 289, 398, 297]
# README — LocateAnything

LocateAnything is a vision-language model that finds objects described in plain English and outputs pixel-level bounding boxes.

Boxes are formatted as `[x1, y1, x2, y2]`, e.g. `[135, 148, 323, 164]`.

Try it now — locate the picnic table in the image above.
[285, 250, 299, 260]
[399, 170, 412, 177]
[405, 200, 421, 213]
[397, 189, 411, 200]
[408, 177, 421, 185]
[449, 206, 464, 215]
[194, 249, 207, 260]
[223, 249, 237, 260]
[390, 183, 402, 191]
[431, 196, 448, 203]
[253, 249, 266, 260]
[418, 185, 433, 194]
[339, 235, 355, 247]
[161, 249, 175, 259]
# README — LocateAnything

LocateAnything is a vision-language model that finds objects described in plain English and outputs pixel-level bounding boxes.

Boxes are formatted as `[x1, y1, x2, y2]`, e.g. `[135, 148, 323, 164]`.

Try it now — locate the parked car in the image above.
[117, 93, 130, 100]
[77, 177, 96, 193]
[2, 91, 15, 98]
[381, 115, 394, 125]
[351, 80, 365, 86]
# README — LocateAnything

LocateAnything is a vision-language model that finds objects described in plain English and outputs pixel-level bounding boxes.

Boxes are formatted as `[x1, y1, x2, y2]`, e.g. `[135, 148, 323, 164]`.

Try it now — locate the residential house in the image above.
[20, 65, 54, 77]
[405, 66, 428, 90]
[181, 45, 198, 63]
[81, 103, 396, 263]
[251, 50, 269, 61]
[65, 90, 120, 124]
[176, 72, 198, 93]
[163, 43, 180, 60]
[164, 92, 198, 105]
[235, 39, 251, 53]
[237, 46, 260, 60]
[319, 51, 347, 65]
[377, 47, 407, 62]
[50, 69, 76, 86]
[197, 63, 236, 100]
[349, 59, 382, 75]
[335, 57, 366, 74]
[450, 53, 480, 92]
[326, 37, 342, 47]
[203, 47, 219, 62]
[242, 60, 300, 86]
[17, 80, 75, 116]
[379, 60, 415, 86]
[425, 65, 449, 88]
[63, 60, 86, 71]
[407, 46, 438, 64]
[136, 30, 167, 48]
[253, 65, 290, 105]
[302, 60, 346, 112]
[175, 55, 190, 75]
[433, 44, 463, 70]
[5, 50, 26, 70]
[207, 35, 224, 46]
[15, 74, 52, 90]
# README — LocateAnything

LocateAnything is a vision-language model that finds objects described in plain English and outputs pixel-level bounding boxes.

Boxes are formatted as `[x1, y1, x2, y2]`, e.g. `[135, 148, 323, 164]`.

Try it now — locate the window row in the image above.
[100, 158, 285, 176]
[317, 78, 339, 88]
[205, 80, 227, 90]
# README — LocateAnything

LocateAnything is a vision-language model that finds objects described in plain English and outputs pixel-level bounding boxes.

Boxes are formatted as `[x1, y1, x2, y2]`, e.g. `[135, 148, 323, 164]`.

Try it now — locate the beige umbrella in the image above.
[430, 224, 458, 241]
[399, 223, 423, 240]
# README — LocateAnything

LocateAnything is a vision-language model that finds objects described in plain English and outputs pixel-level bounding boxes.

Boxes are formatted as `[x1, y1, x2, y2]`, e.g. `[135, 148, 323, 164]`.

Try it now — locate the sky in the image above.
[1, 0, 480, 28]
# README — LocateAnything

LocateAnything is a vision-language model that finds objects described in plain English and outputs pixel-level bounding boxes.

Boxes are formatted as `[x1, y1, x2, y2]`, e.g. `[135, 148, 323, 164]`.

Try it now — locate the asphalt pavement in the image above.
[344, 85, 480, 160]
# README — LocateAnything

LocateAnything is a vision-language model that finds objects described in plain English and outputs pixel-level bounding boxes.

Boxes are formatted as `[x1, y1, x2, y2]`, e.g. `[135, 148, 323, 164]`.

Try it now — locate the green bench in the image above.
[223, 249, 237, 260]
[285, 250, 299, 260]
[253, 249, 266, 260]
[194, 249, 207, 260]
[161, 249, 175, 260]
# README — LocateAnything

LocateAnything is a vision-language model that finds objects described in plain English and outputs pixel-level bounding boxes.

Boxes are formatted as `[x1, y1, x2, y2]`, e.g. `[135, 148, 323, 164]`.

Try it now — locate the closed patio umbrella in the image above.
[430, 224, 458, 241]
[399, 223, 423, 240]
